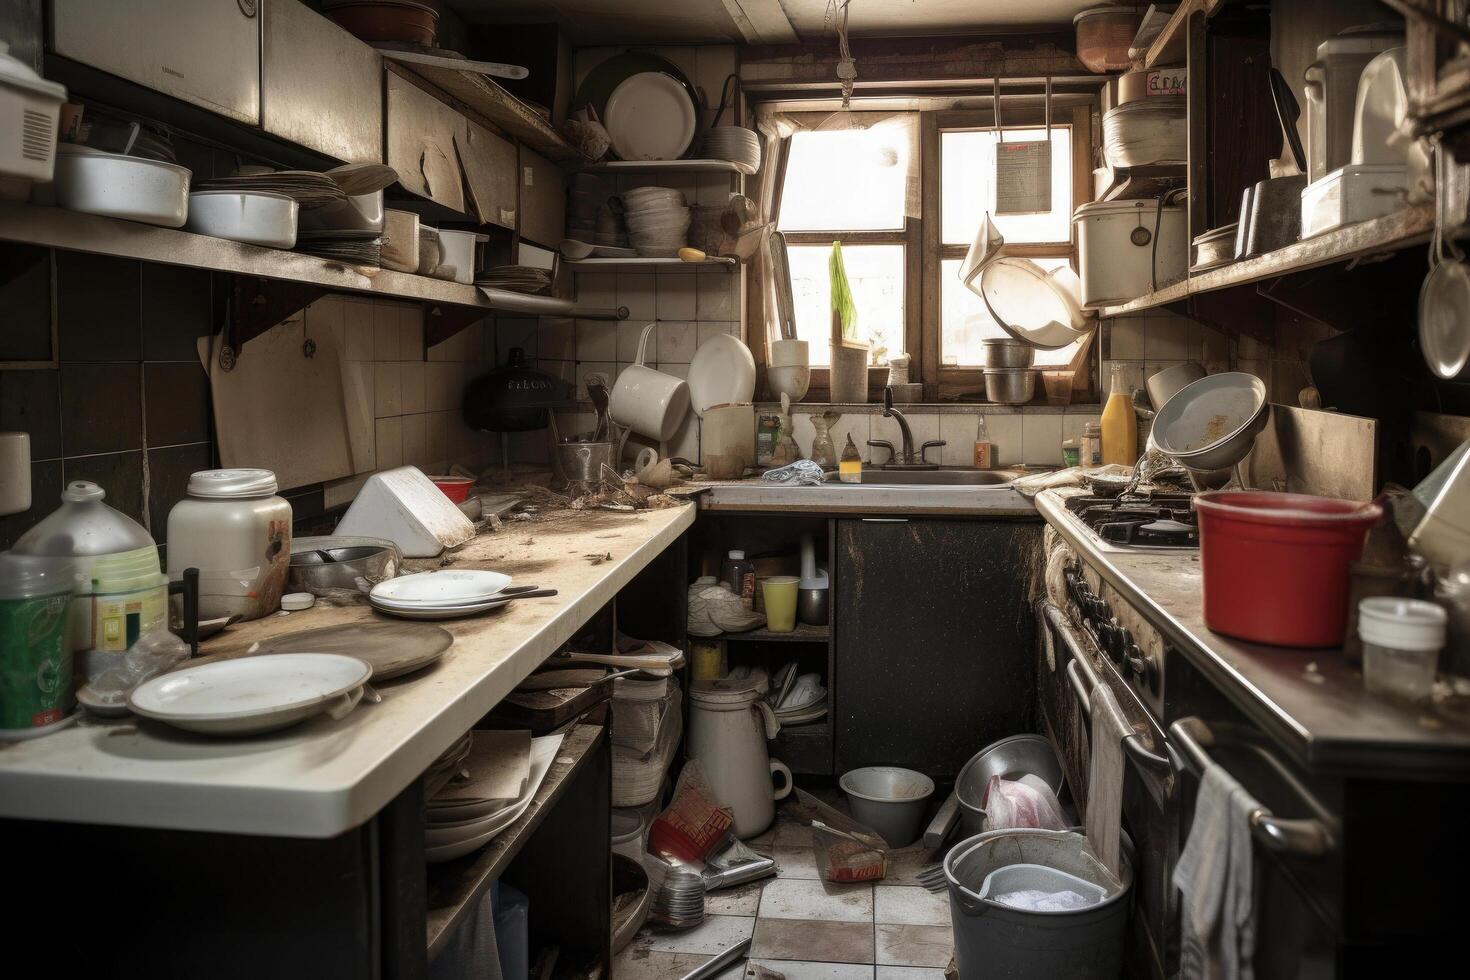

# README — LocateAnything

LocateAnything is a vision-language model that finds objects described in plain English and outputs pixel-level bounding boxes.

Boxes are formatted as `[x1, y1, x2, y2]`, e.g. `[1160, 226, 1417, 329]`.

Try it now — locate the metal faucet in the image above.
[867, 386, 944, 469]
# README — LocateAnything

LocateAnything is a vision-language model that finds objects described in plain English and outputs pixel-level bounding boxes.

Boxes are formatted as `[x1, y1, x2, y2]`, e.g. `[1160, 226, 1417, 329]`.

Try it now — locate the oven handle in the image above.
[1168, 717, 1337, 856]
[1042, 601, 1171, 774]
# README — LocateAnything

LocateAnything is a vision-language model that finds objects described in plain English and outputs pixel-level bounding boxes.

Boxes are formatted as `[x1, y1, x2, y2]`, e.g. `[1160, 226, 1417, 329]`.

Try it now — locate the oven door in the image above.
[1040, 600, 1177, 980]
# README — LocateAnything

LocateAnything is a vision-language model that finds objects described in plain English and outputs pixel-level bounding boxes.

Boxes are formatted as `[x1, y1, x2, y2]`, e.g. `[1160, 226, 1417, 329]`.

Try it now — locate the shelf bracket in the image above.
[423, 303, 488, 352]
[224, 278, 328, 369]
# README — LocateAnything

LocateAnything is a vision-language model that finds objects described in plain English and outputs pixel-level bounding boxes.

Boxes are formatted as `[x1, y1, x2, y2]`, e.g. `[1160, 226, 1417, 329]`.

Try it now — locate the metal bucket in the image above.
[556, 440, 613, 493]
[955, 734, 1066, 838]
[945, 828, 1133, 980]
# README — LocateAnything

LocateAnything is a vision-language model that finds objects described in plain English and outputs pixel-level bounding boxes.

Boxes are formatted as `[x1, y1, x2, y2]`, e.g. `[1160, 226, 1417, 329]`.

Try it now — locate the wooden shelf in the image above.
[722, 623, 831, 643]
[576, 159, 756, 176]
[425, 723, 603, 961]
[0, 203, 601, 317]
[1138, 0, 1225, 69]
[1095, 206, 1435, 317]
[565, 256, 737, 271]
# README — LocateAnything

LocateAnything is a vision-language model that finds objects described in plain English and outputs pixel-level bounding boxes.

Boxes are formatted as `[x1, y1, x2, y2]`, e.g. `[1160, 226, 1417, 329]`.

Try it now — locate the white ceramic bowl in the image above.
[186, 190, 298, 248]
[623, 186, 685, 209]
[687, 333, 757, 416]
[54, 145, 190, 227]
[767, 364, 811, 401]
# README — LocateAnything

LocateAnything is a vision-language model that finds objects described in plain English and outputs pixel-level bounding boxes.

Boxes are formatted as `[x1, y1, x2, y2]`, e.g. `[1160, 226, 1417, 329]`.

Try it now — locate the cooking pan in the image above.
[1145, 361, 1205, 410]
[1152, 372, 1270, 475]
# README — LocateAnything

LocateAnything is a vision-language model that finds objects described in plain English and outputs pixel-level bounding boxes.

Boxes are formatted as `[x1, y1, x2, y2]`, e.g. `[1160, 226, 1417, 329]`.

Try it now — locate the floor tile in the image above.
[750, 960, 874, 980]
[614, 947, 715, 980]
[706, 879, 766, 916]
[874, 886, 949, 927]
[645, 915, 756, 955]
[883, 846, 941, 887]
[875, 968, 946, 980]
[773, 842, 821, 880]
[759, 878, 873, 923]
[774, 819, 812, 846]
[874, 924, 953, 969]
[751, 918, 874, 965]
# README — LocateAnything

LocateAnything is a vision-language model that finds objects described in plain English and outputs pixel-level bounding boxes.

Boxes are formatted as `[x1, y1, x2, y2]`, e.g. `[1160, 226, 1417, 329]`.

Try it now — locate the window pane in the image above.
[789, 245, 905, 367]
[941, 127, 1073, 245]
[778, 126, 911, 232]
[941, 257, 1083, 367]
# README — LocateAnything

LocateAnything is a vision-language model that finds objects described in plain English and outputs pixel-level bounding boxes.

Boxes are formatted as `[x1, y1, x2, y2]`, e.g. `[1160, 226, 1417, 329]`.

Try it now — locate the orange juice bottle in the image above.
[1101, 362, 1138, 466]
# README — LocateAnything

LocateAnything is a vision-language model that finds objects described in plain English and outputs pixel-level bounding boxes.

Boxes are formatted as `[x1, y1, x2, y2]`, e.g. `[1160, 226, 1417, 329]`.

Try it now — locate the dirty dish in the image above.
[604, 71, 696, 161]
[1419, 257, 1470, 380]
[247, 622, 453, 680]
[687, 333, 757, 417]
[186, 190, 298, 248]
[426, 732, 564, 862]
[370, 569, 511, 607]
[1151, 372, 1269, 473]
[54, 145, 190, 227]
[955, 734, 1065, 838]
[127, 653, 370, 735]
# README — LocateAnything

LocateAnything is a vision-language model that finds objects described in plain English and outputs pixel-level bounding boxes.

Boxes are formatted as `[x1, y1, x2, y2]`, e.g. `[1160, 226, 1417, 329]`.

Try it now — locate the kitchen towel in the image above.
[1173, 763, 1256, 980]
[1084, 681, 1132, 879]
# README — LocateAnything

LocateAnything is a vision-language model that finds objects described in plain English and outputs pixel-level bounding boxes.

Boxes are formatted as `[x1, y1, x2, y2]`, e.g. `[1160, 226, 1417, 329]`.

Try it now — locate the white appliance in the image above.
[1073, 199, 1187, 307]
[1302, 26, 1402, 183]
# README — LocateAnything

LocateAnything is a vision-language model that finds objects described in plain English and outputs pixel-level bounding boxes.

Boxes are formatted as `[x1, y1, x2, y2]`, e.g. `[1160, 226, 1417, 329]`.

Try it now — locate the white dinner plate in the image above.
[128, 654, 371, 736]
[370, 597, 512, 621]
[425, 733, 565, 862]
[686, 332, 757, 417]
[604, 72, 696, 161]
[370, 570, 512, 606]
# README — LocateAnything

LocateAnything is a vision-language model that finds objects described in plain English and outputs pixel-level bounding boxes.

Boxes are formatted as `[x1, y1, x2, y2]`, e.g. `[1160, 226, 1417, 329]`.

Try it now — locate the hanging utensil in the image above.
[1268, 66, 1307, 174]
[994, 76, 1052, 215]
[587, 377, 612, 442]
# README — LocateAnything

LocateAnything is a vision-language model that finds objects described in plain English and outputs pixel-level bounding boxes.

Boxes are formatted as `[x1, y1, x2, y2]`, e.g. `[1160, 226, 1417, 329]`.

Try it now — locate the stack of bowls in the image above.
[981, 338, 1037, 405]
[623, 186, 691, 256]
[703, 126, 762, 173]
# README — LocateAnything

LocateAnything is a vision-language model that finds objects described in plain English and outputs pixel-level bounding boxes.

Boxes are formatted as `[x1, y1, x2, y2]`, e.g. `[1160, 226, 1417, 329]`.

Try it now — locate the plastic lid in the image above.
[0, 552, 75, 600]
[187, 468, 279, 499]
[727, 550, 746, 559]
[0, 41, 66, 102]
[1358, 598, 1447, 651]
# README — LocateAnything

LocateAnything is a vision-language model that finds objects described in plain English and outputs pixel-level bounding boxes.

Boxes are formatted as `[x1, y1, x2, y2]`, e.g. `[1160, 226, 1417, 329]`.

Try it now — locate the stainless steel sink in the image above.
[823, 468, 1025, 487]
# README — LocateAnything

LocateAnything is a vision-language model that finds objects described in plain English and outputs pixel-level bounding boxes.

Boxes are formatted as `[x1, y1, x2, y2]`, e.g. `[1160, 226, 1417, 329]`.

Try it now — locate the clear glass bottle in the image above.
[810, 411, 840, 467]
[973, 416, 993, 469]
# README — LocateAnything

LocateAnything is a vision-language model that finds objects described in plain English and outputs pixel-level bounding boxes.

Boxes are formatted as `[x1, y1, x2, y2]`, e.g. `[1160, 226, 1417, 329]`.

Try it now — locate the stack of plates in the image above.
[369, 569, 513, 620]
[623, 186, 690, 257]
[767, 660, 827, 726]
[476, 265, 553, 294]
[703, 126, 761, 174]
[426, 732, 564, 863]
[195, 170, 350, 210]
[296, 236, 382, 265]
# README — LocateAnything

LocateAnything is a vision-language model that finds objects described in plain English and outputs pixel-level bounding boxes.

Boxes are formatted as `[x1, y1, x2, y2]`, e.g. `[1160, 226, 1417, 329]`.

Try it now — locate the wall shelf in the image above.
[1137, 0, 1226, 70]
[565, 256, 737, 271]
[576, 158, 756, 176]
[1095, 206, 1435, 318]
[721, 623, 831, 643]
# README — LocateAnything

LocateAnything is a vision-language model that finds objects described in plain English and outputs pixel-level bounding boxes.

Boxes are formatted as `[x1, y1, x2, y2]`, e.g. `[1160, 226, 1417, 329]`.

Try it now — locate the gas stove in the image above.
[1062, 493, 1199, 551]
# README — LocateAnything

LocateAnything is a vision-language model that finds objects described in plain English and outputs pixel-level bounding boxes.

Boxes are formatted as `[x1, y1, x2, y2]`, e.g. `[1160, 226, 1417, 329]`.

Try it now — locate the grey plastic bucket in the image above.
[955, 734, 1066, 838]
[944, 828, 1133, 980]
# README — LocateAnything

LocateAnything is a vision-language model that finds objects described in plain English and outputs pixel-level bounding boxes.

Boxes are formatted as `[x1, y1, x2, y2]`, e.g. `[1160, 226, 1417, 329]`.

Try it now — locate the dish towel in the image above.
[1173, 763, 1257, 980]
[1084, 682, 1132, 879]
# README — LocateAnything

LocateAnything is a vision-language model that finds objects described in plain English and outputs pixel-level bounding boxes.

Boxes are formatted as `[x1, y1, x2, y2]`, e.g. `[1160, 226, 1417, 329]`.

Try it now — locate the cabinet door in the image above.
[834, 518, 1041, 779]
[261, 0, 382, 163]
[461, 120, 518, 230]
[518, 146, 564, 247]
[385, 72, 467, 215]
[50, 0, 260, 124]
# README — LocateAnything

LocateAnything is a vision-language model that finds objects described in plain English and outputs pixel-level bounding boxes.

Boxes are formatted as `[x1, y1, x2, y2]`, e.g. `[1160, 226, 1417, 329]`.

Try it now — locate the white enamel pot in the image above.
[610, 322, 691, 442]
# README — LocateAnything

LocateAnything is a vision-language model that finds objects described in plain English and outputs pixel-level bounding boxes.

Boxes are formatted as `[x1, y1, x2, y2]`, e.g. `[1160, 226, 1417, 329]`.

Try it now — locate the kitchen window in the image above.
[770, 105, 1092, 397]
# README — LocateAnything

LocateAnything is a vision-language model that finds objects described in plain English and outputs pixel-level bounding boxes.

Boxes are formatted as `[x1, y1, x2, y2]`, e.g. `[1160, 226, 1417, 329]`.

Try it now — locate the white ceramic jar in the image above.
[167, 469, 292, 621]
[687, 677, 792, 838]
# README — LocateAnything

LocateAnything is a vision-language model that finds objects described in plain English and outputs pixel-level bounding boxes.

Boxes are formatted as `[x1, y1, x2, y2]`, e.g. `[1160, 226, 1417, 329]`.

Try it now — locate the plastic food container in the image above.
[1300, 164, 1406, 238]
[1074, 199, 1187, 307]
[1195, 491, 1382, 648]
[53, 144, 190, 227]
[1359, 597, 1446, 701]
[186, 190, 299, 248]
[1074, 6, 1148, 73]
[167, 469, 292, 622]
[0, 553, 75, 738]
[0, 39, 66, 200]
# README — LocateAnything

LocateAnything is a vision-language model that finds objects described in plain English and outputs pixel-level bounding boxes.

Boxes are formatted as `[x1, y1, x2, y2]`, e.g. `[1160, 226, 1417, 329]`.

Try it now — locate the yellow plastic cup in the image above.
[761, 576, 800, 633]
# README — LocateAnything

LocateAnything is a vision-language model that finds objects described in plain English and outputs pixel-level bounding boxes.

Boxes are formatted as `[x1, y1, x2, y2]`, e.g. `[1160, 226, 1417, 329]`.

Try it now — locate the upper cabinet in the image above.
[518, 146, 564, 248]
[261, 0, 382, 163]
[50, 0, 261, 125]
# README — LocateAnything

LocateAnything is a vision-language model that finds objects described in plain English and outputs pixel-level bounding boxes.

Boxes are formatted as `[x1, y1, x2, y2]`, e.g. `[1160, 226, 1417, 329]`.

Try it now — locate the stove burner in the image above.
[1065, 495, 1200, 548]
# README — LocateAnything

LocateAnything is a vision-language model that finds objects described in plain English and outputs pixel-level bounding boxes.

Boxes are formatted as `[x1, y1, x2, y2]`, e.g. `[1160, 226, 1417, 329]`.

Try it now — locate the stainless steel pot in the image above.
[983, 368, 1037, 405]
[1152, 372, 1270, 473]
[288, 535, 401, 596]
[981, 338, 1036, 369]
[557, 440, 614, 490]
[1145, 361, 1205, 410]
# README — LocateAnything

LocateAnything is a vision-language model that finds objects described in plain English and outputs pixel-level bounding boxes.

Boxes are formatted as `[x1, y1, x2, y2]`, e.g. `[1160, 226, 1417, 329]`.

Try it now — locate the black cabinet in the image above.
[834, 517, 1042, 780]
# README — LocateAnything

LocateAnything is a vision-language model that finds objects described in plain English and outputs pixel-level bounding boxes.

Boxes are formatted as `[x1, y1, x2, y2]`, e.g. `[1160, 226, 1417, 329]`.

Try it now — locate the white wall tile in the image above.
[1201, 325, 1230, 362]
[401, 413, 427, 468]
[1145, 316, 1199, 360]
[424, 411, 448, 471]
[576, 319, 617, 361]
[697, 320, 740, 346]
[576, 272, 617, 307]
[1064, 412, 1101, 441]
[657, 321, 697, 363]
[987, 414, 1023, 467]
[373, 304, 400, 362]
[619, 273, 657, 321]
[426, 362, 460, 411]
[400, 360, 425, 414]
[304, 296, 346, 350]
[1108, 317, 1145, 359]
[1022, 413, 1064, 465]
[539, 317, 576, 360]
[497, 316, 539, 363]
[345, 306, 374, 361]
[375, 417, 403, 469]
[656, 271, 698, 320]
[696, 267, 739, 321]
[374, 361, 401, 418]
[398, 306, 422, 359]
[939, 413, 981, 466]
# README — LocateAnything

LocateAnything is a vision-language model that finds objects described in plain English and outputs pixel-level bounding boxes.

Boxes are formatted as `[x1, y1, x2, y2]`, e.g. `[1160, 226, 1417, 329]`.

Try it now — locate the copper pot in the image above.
[323, 0, 438, 47]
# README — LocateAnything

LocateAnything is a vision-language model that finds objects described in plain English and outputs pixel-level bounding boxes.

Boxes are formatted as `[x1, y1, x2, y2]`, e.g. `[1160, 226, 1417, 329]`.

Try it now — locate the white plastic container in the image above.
[167, 469, 292, 621]
[1073, 199, 1187, 307]
[53, 144, 190, 227]
[1359, 597, 1446, 702]
[186, 190, 299, 248]
[1299, 164, 1405, 238]
[1303, 28, 1402, 183]
[0, 40, 66, 200]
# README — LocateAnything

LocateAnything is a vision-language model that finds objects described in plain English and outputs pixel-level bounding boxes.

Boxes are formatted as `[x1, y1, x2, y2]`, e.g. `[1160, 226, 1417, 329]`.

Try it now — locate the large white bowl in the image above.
[186, 190, 298, 248]
[54, 145, 190, 227]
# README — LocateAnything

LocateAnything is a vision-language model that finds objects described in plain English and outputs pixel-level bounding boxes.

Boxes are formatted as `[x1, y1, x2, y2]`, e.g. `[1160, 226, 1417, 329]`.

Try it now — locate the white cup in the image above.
[0, 431, 31, 516]
[769, 338, 809, 368]
[610, 323, 692, 442]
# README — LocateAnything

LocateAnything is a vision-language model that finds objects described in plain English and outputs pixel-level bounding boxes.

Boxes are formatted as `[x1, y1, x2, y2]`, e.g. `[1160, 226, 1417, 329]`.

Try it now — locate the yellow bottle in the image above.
[1100, 363, 1138, 466]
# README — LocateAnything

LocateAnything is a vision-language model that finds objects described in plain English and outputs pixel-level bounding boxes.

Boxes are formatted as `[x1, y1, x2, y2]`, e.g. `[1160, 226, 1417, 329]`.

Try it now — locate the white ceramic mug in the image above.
[610, 323, 691, 442]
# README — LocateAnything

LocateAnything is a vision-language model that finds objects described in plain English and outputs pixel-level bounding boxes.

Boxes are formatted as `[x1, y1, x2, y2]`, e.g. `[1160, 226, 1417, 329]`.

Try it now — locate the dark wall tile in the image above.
[57, 252, 141, 362]
[144, 362, 211, 446]
[0, 369, 62, 459]
[63, 451, 145, 528]
[0, 459, 62, 549]
[141, 264, 213, 361]
[61, 363, 142, 456]
[146, 443, 213, 544]
[0, 244, 53, 362]
[283, 484, 325, 526]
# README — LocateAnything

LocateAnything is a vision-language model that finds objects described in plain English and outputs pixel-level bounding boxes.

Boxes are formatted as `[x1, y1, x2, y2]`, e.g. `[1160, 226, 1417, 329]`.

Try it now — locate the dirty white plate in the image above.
[605, 71, 696, 161]
[369, 596, 513, 621]
[686, 333, 757, 417]
[370, 569, 511, 607]
[128, 654, 371, 735]
[426, 733, 565, 862]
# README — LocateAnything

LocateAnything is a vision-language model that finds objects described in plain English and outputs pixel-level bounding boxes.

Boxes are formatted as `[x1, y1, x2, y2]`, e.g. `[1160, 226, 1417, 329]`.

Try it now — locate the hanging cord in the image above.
[1150, 188, 1188, 292]
[826, 1, 857, 109]
[712, 73, 740, 129]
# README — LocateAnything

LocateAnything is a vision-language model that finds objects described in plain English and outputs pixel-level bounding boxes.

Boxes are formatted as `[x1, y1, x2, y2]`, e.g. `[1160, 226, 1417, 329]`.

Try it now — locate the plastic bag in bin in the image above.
[983, 773, 1067, 832]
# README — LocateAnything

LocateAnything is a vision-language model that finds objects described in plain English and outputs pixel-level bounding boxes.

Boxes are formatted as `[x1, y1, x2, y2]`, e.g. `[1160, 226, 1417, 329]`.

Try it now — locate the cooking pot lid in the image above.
[188, 468, 279, 499]
[689, 677, 763, 705]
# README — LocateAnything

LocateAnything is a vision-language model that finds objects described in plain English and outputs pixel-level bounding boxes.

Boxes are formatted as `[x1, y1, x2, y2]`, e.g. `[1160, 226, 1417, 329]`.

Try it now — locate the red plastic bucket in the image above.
[430, 476, 473, 503]
[1195, 491, 1381, 648]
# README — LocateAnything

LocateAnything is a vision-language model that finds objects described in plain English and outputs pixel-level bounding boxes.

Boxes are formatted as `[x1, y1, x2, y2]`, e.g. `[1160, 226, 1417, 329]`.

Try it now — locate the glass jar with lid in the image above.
[167, 469, 292, 621]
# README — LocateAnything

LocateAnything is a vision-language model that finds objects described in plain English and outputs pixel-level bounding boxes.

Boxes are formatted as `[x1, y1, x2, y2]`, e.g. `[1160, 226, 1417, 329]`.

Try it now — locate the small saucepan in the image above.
[1152, 372, 1270, 482]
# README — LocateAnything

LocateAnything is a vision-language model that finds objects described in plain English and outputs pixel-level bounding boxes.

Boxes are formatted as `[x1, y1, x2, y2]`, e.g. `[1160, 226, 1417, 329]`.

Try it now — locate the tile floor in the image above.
[615, 814, 953, 980]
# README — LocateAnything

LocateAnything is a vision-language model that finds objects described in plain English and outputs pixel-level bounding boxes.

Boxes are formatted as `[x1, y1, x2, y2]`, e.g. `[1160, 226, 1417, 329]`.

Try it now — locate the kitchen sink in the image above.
[823, 468, 1026, 487]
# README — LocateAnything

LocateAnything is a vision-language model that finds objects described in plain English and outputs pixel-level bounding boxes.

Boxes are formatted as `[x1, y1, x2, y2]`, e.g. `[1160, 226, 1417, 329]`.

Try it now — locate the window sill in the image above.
[758, 402, 1102, 414]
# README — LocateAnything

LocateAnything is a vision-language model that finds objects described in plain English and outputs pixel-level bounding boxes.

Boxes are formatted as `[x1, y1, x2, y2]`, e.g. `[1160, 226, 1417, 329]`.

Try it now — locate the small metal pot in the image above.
[980, 338, 1036, 369]
[798, 587, 829, 626]
[983, 368, 1037, 405]
[288, 536, 400, 596]
[557, 440, 614, 491]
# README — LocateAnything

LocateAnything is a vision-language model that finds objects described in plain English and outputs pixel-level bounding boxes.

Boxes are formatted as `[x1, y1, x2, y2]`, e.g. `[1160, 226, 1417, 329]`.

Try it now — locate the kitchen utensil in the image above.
[1102, 97, 1186, 168]
[556, 440, 615, 491]
[955, 734, 1065, 838]
[128, 653, 371, 736]
[610, 323, 692, 442]
[840, 766, 936, 848]
[984, 368, 1037, 405]
[247, 622, 452, 680]
[1190, 223, 1238, 271]
[288, 536, 400, 596]
[167, 469, 292, 622]
[1151, 372, 1270, 475]
[373, 44, 529, 80]
[587, 377, 612, 442]
[53, 144, 189, 227]
[335, 466, 476, 558]
[1075, 198, 1187, 306]
[978, 259, 1090, 350]
[323, 0, 438, 46]
[1074, 5, 1148, 72]
[371, 569, 511, 607]
[1303, 25, 1402, 182]
[1145, 361, 1206, 410]
[605, 71, 696, 161]
[463, 348, 572, 432]
[686, 334, 757, 417]
[558, 237, 595, 259]
[981, 338, 1036, 368]
[572, 52, 699, 128]
[380, 208, 420, 272]
[797, 586, 829, 627]
[1268, 65, 1307, 173]
[1420, 253, 1470, 380]
[687, 677, 793, 838]
[1196, 491, 1382, 647]
[1236, 175, 1308, 257]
